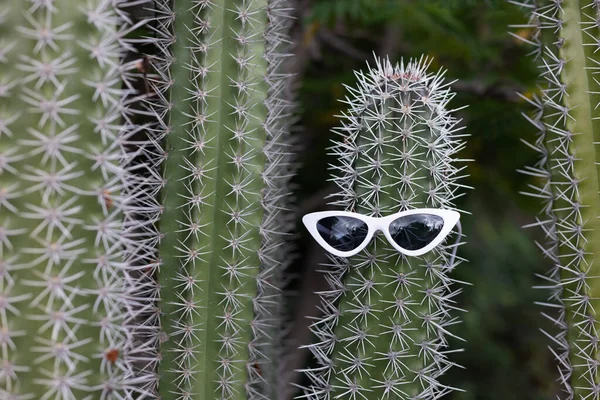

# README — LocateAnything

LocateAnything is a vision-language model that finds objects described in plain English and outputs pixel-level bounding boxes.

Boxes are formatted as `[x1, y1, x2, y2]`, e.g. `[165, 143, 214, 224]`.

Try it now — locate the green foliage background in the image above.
[289, 0, 559, 399]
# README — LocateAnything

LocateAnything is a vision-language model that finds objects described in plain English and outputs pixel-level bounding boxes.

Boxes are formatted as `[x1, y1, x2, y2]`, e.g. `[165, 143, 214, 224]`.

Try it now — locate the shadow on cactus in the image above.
[298, 57, 470, 399]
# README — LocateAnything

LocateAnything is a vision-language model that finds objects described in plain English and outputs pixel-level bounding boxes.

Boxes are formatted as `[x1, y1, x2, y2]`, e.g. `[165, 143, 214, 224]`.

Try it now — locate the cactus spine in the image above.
[300, 57, 467, 400]
[0, 0, 143, 398]
[514, 0, 600, 398]
[142, 0, 296, 398]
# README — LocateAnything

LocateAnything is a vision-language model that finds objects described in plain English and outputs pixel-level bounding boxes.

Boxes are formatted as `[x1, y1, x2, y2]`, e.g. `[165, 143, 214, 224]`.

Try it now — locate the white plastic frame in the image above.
[302, 208, 460, 258]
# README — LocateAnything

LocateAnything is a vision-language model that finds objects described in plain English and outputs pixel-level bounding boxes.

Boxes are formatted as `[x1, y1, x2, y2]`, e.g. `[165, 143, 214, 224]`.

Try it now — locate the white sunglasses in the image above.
[302, 208, 461, 258]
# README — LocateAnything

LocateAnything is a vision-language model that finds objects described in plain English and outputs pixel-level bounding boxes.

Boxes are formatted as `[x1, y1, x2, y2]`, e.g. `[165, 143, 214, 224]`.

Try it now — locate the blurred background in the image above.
[281, 1, 559, 399]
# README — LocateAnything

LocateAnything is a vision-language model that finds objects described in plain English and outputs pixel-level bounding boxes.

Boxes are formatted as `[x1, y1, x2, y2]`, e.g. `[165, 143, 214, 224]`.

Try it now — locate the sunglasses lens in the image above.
[389, 214, 444, 251]
[316, 216, 369, 252]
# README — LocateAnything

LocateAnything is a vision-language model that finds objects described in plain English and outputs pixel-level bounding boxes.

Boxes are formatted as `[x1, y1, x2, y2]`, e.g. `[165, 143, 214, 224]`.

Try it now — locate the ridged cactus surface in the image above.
[301, 57, 467, 400]
[139, 0, 296, 398]
[0, 0, 296, 398]
[0, 0, 141, 398]
[514, 0, 600, 398]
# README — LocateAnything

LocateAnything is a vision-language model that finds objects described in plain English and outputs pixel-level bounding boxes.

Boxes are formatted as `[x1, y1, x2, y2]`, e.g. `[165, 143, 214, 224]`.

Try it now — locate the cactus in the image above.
[0, 0, 296, 398]
[300, 57, 468, 400]
[135, 0, 297, 398]
[513, 0, 600, 398]
[0, 0, 145, 398]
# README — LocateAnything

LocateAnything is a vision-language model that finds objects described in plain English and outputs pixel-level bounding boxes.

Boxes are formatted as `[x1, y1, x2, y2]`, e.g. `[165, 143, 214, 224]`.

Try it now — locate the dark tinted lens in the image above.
[316, 216, 369, 252]
[389, 214, 444, 251]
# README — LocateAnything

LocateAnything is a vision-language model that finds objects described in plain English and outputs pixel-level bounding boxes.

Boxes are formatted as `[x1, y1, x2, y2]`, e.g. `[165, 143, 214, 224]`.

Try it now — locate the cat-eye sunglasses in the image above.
[302, 208, 461, 259]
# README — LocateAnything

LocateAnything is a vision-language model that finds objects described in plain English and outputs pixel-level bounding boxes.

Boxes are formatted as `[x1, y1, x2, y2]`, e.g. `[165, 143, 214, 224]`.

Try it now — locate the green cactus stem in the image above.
[0, 0, 145, 398]
[513, 0, 600, 398]
[300, 57, 468, 400]
[142, 0, 296, 398]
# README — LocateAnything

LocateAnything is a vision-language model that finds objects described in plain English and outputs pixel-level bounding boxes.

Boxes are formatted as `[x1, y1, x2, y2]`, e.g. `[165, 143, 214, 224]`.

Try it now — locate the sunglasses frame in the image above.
[302, 208, 460, 258]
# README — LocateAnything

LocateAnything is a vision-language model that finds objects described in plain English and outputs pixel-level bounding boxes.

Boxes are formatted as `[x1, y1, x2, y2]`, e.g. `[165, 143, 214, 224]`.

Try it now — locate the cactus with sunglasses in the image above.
[0, 0, 296, 398]
[300, 57, 467, 399]
[511, 1, 600, 397]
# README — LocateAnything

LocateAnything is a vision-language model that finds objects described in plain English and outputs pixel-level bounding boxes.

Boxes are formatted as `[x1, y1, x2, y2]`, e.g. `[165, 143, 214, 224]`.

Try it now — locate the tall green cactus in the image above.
[0, 0, 143, 398]
[300, 57, 468, 399]
[514, 0, 600, 398]
[137, 0, 297, 399]
[0, 0, 296, 398]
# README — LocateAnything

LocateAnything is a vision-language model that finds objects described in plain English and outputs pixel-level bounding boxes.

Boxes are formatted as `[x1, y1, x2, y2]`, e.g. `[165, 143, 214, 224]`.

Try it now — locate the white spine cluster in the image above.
[299, 57, 468, 400]
[0, 0, 150, 398]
